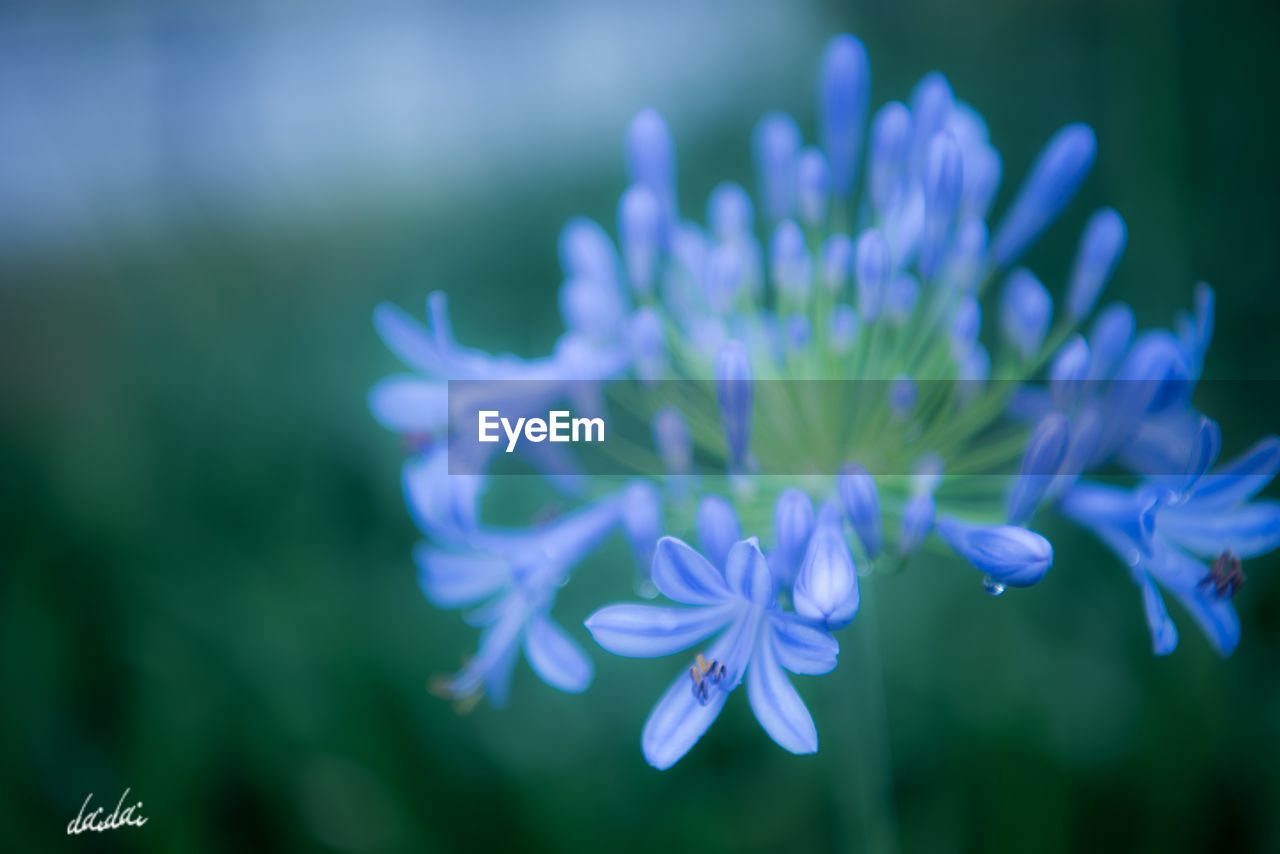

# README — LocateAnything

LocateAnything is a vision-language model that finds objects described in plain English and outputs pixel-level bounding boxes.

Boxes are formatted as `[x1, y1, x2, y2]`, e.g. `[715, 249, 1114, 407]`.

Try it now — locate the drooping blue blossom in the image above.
[771, 220, 813, 297]
[1062, 435, 1280, 655]
[586, 536, 838, 768]
[418, 493, 624, 705]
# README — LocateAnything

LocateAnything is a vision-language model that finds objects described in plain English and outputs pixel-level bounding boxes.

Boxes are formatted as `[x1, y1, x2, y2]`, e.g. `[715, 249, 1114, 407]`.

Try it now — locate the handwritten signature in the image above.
[67, 789, 148, 835]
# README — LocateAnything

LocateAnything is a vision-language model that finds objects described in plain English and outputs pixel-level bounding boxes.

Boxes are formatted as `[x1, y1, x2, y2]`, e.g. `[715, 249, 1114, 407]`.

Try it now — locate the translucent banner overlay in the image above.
[444, 379, 1273, 476]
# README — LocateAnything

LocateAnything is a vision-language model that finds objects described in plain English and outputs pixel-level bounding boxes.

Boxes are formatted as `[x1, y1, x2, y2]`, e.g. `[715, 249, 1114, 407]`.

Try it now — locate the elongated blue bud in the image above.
[558, 217, 621, 288]
[771, 220, 812, 297]
[787, 315, 812, 352]
[830, 305, 860, 353]
[1000, 268, 1053, 360]
[957, 344, 991, 407]
[890, 375, 917, 419]
[943, 219, 987, 295]
[869, 101, 912, 216]
[560, 276, 625, 341]
[820, 34, 870, 197]
[908, 72, 954, 171]
[838, 463, 882, 557]
[856, 228, 890, 322]
[708, 181, 754, 242]
[794, 505, 859, 629]
[1087, 302, 1134, 381]
[1066, 208, 1127, 320]
[706, 244, 744, 312]
[920, 132, 964, 278]
[629, 307, 665, 381]
[771, 489, 815, 586]
[936, 517, 1053, 587]
[652, 407, 692, 476]
[950, 296, 981, 359]
[753, 112, 801, 223]
[715, 341, 753, 470]
[899, 493, 936, 556]
[697, 495, 741, 569]
[822, 233, 854, 294]
[885, 273, 919, 323]
[1006, 413, 1071, 524]
[619, 184, 661, 295]
[625, 109, 677, 237]
[796, 148, 831, 226]
[961, 144, 1002, 223]
[1050, 335, 1090, 411]
[623, 481, 662, 574]
[991, 123, 1097, 266]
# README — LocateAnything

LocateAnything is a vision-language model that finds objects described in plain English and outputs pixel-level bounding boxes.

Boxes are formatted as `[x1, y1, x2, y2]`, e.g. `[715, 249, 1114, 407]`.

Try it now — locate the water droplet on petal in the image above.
[982, 576, 1007, 597]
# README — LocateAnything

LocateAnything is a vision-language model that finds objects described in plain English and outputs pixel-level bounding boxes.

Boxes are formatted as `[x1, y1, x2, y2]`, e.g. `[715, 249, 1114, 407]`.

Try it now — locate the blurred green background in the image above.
[2, 0, 1278, 851]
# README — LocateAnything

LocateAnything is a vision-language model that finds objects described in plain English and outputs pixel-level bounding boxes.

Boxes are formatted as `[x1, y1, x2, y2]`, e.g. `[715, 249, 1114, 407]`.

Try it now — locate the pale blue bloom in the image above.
[1062, 435, 1280, 655]
[417, 494, 624, 704]
[586, 536, 838, 768]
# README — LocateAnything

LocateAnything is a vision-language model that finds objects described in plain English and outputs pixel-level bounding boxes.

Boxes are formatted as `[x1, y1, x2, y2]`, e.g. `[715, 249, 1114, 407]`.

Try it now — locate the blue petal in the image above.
[1137, 571, 1178, 656]
[651, 536, 732, 605]
[724, 539, 775, 607]
[373, 302, 436, 374]
[819, 34, 870, 197]
[641, 659, 731, 770]
[753, 112, 801, 223]
[368, 376, 446, 434]
[1159, 502, 1280, 559]
[414, 545, 509, 609]
[1188, 436, 1280, 510]
[523, 614, 594, 694]
[747, 627, 818, 755]
[585, 602, 737, 658]
[697, 495, 742, 569]
[1146, 542, 1240, 656]
[771, 489, 815, 587]
[769, 613, 839, 675]
[403, 450, 483, 542]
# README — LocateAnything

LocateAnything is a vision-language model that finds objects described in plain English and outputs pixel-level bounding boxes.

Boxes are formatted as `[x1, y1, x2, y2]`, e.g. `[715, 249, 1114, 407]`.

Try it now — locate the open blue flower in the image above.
[416, 494, 624, 706]
[586, 535, 838, 769]
[1062, 435, 1280, 656]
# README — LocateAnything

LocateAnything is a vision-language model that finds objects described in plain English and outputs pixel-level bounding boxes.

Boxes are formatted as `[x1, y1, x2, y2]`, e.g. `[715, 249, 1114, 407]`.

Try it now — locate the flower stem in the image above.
[833, 573, 900, 854]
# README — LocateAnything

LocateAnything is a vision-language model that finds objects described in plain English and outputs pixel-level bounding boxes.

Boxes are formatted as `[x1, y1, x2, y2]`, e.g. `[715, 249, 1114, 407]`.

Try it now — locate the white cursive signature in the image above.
[67, 789, 148, 835]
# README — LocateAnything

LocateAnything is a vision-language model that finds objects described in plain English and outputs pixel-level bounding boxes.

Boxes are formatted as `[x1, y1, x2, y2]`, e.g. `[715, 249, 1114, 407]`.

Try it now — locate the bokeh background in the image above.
[3, 0, 1279, 851]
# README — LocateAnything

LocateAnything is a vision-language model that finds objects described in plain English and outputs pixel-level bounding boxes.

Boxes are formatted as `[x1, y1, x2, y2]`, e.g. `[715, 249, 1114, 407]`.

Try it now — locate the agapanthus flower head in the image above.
[370, 32, 1279, 766]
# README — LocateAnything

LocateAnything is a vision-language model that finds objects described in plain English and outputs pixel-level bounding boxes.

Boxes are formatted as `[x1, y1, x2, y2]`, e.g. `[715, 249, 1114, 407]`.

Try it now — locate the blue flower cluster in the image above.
[370, 35, 1279, 768]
